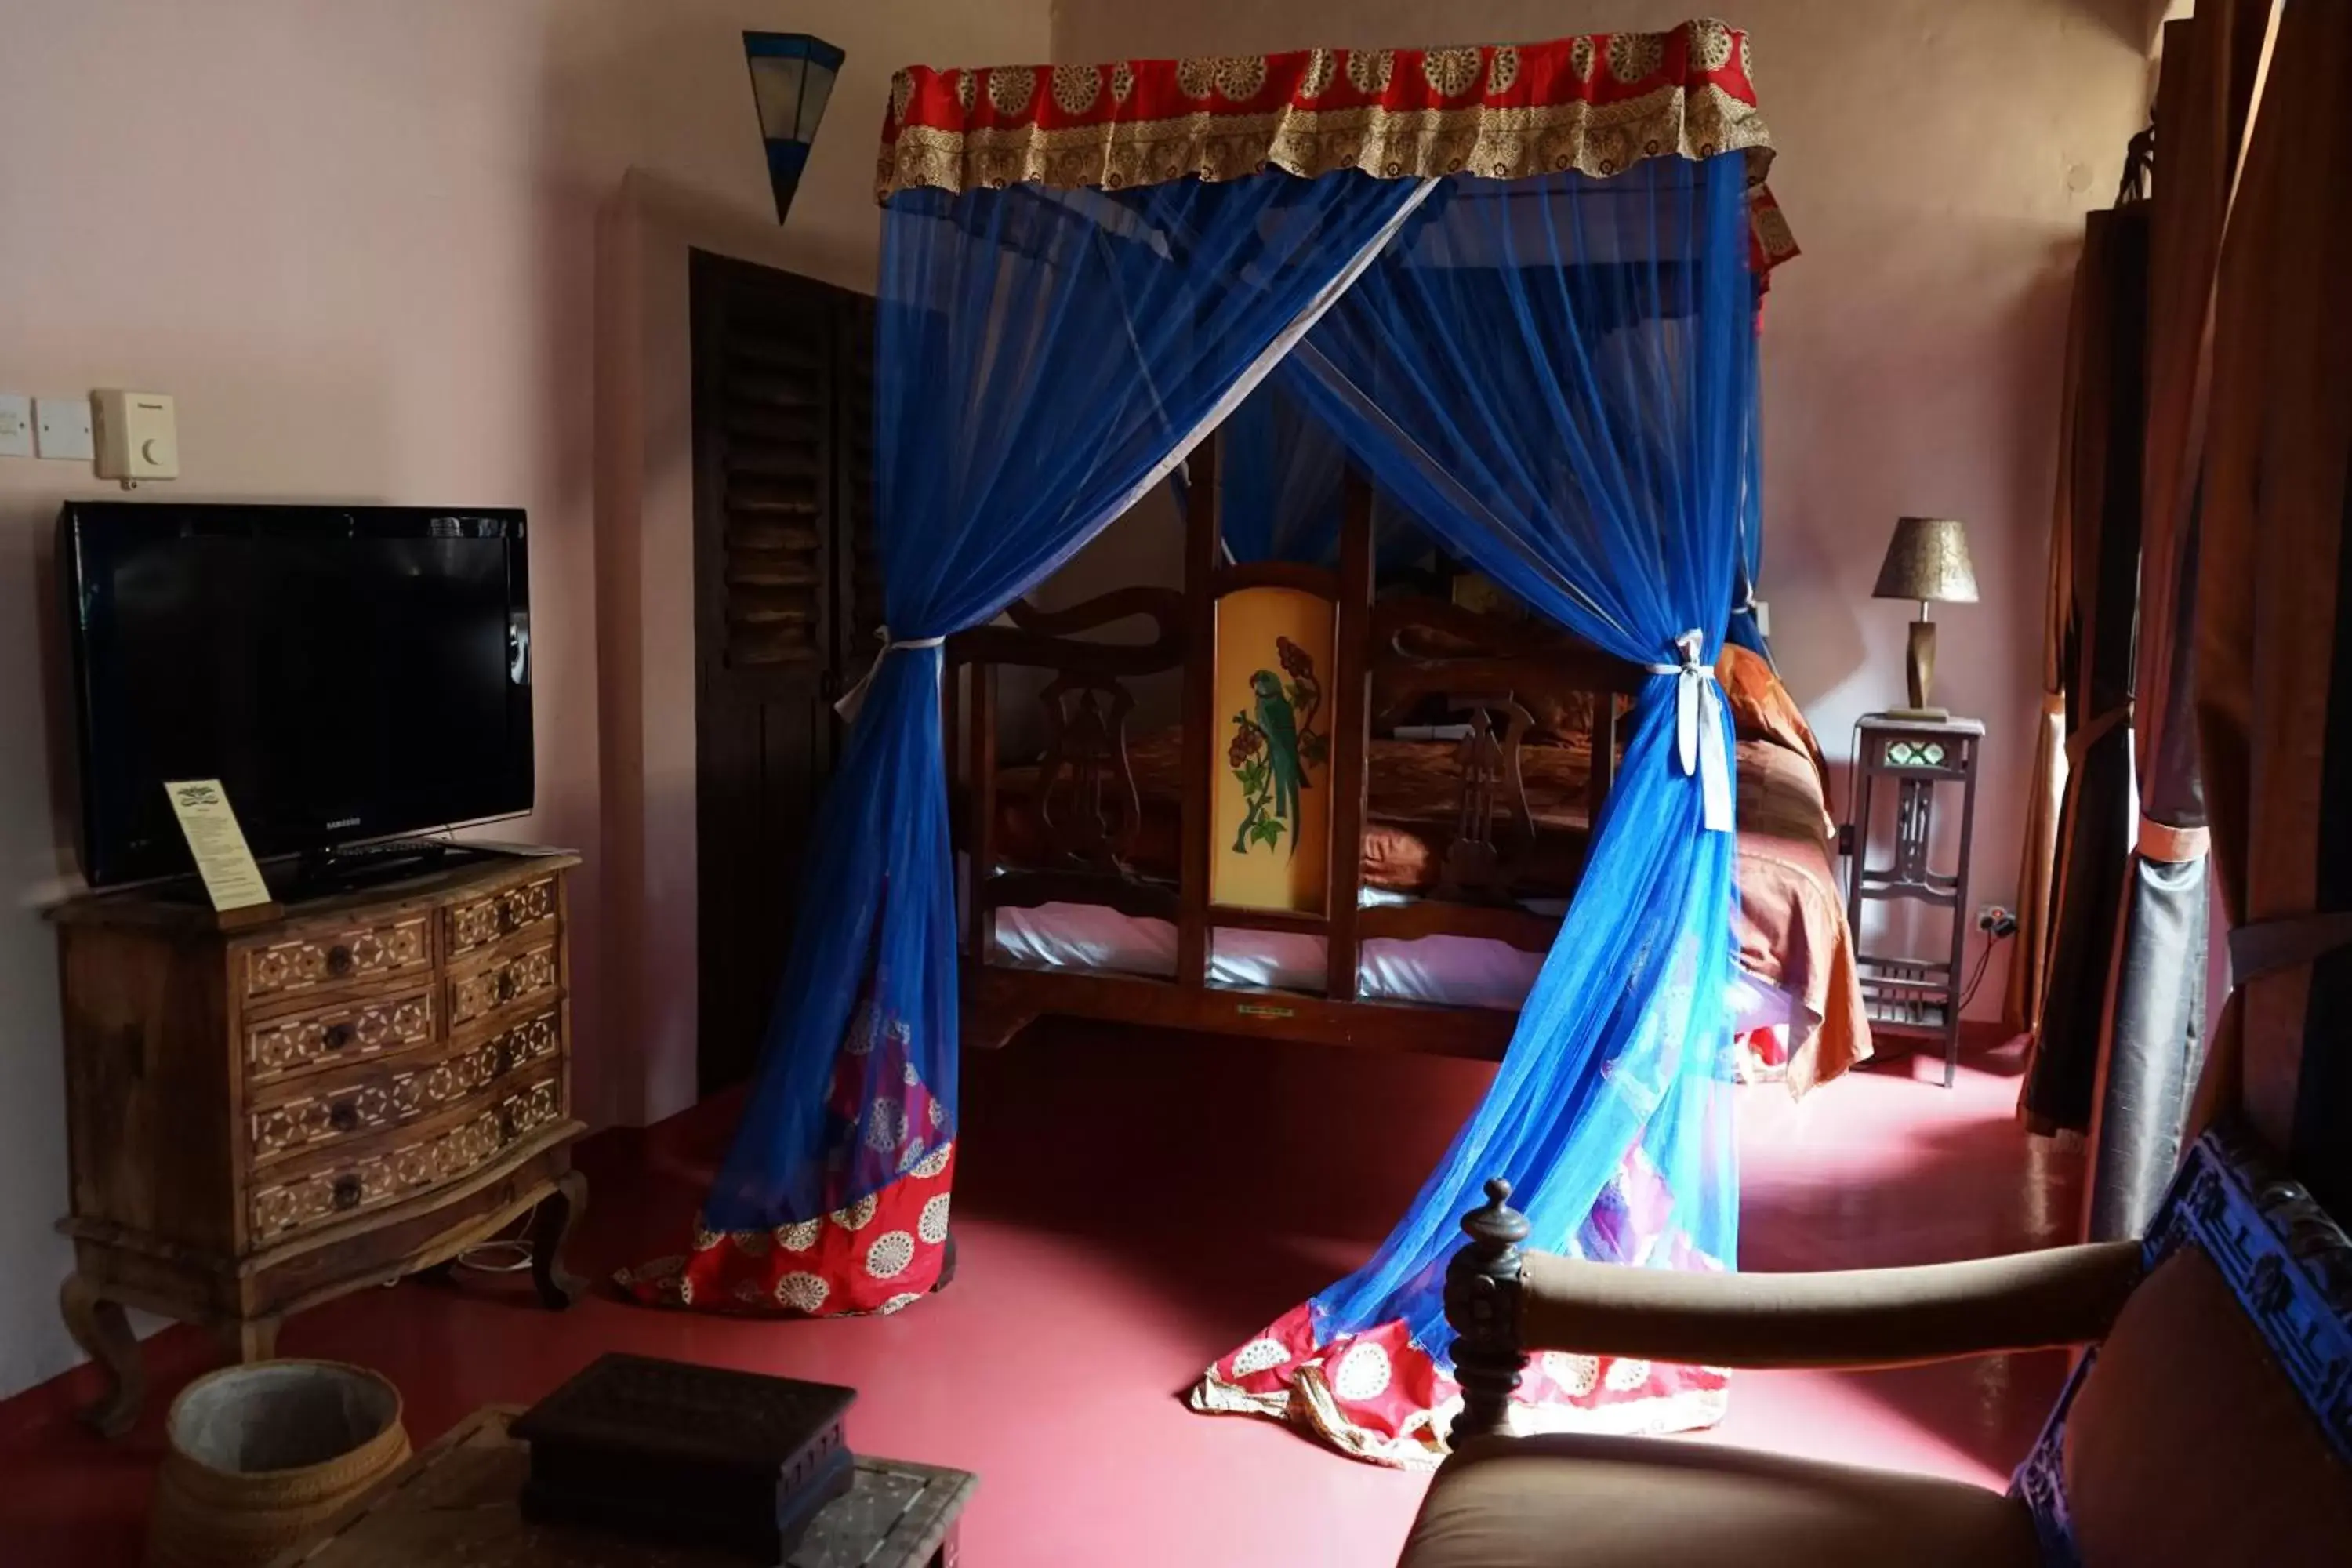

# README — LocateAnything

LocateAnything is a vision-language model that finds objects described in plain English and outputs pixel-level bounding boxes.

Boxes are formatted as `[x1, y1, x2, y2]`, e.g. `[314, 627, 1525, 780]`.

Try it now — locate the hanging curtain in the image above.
[619, 168, 1435, 1315]
[1221, 380, 1349, 564]
[2020, 198, 2150, 1139]
[1219, 381, 1494, 578]
[2080, 0, 2270, 1240]
[2007, 225, 2096, 1038]
[1726, 367, 1771, 658]
[2004, 463, 2071, 1033]
[2191, 0, 2352, 1211]
[1193, 151, 1759, 1464]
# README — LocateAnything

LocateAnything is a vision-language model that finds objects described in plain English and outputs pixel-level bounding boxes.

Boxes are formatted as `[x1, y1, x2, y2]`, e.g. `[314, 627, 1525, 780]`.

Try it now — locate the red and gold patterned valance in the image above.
[878, 18, 1798, 274]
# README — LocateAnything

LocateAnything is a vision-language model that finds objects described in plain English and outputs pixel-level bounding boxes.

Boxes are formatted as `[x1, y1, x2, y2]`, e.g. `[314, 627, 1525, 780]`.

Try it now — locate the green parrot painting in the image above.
[1226, 637, 1327, 858]
[1250, 668, 1304, 853]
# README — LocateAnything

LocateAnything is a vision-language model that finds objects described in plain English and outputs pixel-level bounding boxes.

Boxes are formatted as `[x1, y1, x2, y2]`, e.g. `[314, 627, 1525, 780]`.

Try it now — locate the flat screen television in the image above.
[59, 502, 534, 889]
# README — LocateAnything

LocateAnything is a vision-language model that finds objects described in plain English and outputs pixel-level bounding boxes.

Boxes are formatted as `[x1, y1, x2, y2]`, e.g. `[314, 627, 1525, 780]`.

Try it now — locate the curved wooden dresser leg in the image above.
[530, 1168, 589, 1310]
[60, 1272, 144, 1439]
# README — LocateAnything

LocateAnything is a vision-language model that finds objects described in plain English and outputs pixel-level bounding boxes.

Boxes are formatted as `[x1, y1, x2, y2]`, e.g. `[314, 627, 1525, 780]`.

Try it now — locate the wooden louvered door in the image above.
[689, 250, 877, 1094]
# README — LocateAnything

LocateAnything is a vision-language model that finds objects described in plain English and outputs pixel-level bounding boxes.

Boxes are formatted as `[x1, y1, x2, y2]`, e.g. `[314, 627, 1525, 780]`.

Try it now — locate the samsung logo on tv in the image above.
[325, 817, 363, 831]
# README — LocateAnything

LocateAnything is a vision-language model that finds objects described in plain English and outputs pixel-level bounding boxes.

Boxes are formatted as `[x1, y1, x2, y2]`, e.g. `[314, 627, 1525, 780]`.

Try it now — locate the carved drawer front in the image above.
[445, 876, 561, 960]
[244, 915, 433, 1002]
[249, 1108, 507, 1242]
[499, 1074, 565, 1143]
[248, 1038, 505, 1166]
[448, 940, 560, 1028]
[245, 989, 436, 1083]
[485, 1007, 564, 1076]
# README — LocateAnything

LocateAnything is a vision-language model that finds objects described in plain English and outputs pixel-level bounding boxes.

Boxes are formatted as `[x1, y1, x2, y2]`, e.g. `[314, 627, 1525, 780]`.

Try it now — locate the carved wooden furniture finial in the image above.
[1445, 1176, 1532, 1446]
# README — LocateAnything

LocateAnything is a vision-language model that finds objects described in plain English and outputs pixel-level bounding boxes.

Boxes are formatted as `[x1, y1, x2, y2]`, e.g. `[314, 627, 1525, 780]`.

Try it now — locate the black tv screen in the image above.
[60, 503, 534, 887]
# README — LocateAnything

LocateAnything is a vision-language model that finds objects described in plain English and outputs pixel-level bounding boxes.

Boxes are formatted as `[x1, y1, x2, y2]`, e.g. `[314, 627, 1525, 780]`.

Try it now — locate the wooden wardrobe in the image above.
[689, 250, 878, 1094]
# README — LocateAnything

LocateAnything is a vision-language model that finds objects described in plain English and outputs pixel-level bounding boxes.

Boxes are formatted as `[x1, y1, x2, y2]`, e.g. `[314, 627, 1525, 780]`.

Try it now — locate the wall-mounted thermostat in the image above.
[93, 390, 179, 481]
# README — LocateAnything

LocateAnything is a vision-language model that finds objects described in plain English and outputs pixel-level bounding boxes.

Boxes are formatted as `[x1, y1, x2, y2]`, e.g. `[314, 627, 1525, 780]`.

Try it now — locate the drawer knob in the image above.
[331, 1176, 363, 1210]
[495, 970, 517, 1004]
[325, 945, 355, 977]
[323, 1022, 356, 1051]
[328, 1102, 360, 1133]
[498, 903, 520, 934]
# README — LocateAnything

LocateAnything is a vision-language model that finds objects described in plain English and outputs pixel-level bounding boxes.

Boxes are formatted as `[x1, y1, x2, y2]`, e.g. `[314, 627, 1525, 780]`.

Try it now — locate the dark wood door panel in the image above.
[690, 250, 875, 1094]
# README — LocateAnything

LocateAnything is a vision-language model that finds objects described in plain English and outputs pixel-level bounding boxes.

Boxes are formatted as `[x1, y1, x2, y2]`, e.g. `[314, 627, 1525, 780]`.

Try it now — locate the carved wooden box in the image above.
[512, 1353, 859, 1561]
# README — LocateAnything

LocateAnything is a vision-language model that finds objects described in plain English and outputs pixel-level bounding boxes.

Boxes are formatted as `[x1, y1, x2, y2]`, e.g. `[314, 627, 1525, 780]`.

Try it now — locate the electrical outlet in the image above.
[0, 394, 31, 458]
[1976, 904, 2013, 934]
[34, 395, 94, 462]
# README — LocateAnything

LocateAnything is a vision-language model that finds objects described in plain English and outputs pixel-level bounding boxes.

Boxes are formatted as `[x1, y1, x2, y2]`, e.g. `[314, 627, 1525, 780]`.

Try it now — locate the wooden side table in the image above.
[1844, 714, 1984, 1087]
[263, 1406, 975, 1568]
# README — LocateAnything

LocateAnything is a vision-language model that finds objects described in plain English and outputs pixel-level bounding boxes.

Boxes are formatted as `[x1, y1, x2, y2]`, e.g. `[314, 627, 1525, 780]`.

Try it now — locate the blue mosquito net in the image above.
[1728, 365, 1770, 657]
[701, 170, 1434, 1232]
[1221, 379, 1348, 565]
[1270, 151, 1760, 1361]
[696, 136, 1763, 1395]
[1219, 376, 1448, 574]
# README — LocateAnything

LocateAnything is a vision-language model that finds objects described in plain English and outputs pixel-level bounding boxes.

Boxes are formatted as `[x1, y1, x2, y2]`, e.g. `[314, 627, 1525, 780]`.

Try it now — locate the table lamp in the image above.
[1871, 516, 1977, 720]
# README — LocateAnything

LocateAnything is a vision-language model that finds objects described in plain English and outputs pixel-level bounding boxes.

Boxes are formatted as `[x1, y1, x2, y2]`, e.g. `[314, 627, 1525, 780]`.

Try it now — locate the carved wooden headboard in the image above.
[1367, 597, 1647, 901]
[946, 588, 1185, 909]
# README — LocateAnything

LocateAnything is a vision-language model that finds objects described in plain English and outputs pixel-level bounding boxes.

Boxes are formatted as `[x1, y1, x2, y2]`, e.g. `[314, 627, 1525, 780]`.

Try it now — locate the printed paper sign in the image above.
[162, 779, 274, 913]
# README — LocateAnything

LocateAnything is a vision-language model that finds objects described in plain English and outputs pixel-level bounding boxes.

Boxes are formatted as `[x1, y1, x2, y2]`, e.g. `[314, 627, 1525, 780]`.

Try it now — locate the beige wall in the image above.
[0, 0, 1043, 1403]
[1048, 0, 2167, 1011]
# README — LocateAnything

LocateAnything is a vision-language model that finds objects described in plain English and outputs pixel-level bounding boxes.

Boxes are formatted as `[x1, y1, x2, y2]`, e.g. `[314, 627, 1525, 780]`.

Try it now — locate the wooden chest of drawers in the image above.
[49, 851, 588, 1438]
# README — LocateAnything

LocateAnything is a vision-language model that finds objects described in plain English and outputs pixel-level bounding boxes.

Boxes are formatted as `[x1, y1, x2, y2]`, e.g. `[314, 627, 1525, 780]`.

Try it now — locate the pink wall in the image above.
[1047, 0, 2168, 1017]
[0, 0, 1044, 1402]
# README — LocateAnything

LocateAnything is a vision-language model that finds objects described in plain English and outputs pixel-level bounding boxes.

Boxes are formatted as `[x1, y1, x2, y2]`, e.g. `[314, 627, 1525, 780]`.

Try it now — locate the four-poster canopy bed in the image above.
[947, 465, 1867, 1092]
[623, 16, 1860, 1470]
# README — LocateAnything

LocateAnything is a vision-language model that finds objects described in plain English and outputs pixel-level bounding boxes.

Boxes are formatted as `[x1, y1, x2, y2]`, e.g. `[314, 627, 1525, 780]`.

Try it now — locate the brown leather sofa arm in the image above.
[1516, 1240, 2146, 1370]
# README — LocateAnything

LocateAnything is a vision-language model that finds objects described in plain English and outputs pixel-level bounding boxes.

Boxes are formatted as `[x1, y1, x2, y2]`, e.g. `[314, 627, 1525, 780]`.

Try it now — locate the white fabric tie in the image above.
[1642, 629, 1734, 833]
[833, 626, 947, 720]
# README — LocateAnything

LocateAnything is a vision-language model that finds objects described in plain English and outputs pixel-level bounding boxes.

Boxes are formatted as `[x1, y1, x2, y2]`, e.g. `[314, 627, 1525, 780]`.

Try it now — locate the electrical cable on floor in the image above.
[1958, 913, 2016, 1016]
[457, 1207, 539, 1272]
[381, 1210, 539, 1283]
[456, 1240, 535, 1274]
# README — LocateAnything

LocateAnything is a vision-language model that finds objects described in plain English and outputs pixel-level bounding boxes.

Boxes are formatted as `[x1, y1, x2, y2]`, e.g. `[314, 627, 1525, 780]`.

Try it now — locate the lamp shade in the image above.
[1871, 516, 1979, 604]
[743, 32, 845, 224]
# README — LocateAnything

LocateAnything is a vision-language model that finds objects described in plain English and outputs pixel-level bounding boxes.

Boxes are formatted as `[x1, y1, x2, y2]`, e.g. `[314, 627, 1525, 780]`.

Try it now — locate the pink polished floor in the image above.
[0, 1023, 2073, 1567]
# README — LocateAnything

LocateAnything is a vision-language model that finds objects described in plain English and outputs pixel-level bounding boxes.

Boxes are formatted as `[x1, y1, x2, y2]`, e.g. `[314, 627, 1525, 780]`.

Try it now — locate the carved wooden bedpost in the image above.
[1445, 1177, 1531, 1446]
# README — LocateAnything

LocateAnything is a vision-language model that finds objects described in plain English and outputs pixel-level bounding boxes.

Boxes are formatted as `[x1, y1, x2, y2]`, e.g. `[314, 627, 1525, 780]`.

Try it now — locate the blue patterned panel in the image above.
[2145, 1121, 2352, 1457]
[2009, 1120, 2352, 1563]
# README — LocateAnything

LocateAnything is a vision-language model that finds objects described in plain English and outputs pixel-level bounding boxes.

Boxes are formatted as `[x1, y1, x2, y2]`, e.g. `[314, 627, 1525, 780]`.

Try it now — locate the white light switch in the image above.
[35, 396, 95, 462]
[93, 390, 179, 481]
[0, 395, 31, 459]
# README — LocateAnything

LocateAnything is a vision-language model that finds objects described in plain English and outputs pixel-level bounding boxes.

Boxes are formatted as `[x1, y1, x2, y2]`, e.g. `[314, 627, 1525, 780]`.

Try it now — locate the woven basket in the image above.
[145, 1360, 410, 1568]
